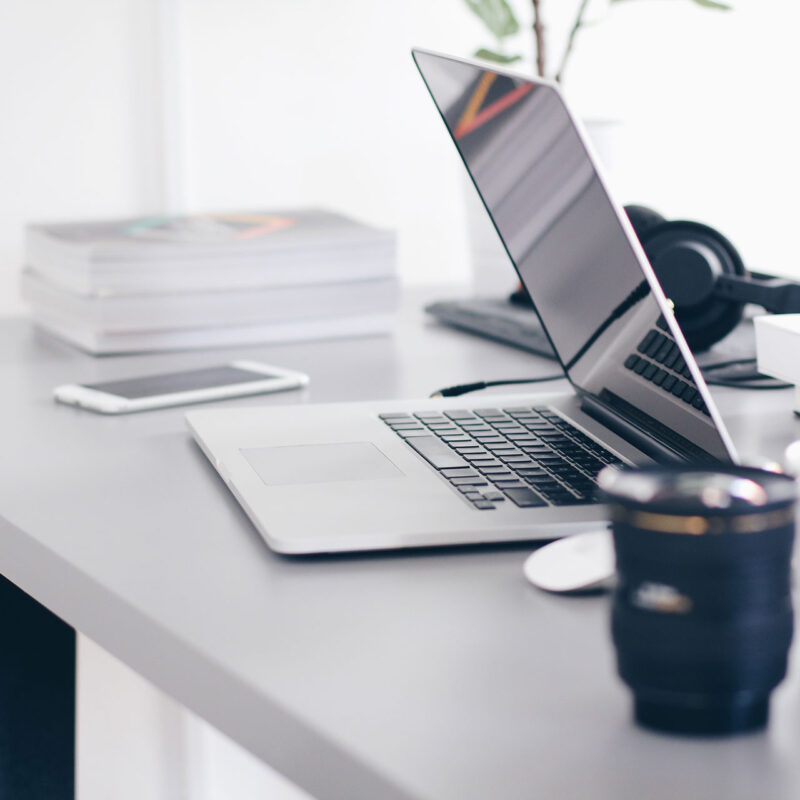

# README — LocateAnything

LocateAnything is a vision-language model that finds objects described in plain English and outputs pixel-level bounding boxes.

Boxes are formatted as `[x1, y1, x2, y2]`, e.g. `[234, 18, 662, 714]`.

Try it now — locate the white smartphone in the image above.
[54, 360, 309, 414]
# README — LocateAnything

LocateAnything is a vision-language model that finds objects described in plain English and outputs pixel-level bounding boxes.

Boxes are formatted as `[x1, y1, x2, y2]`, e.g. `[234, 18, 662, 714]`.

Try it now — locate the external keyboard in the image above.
[380, 406, 622, 511]
[425, 298, 556, 360]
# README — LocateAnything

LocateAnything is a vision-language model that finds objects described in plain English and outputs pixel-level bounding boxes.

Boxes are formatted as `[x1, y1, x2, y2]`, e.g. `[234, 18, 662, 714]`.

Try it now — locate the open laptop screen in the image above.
[413, 50, 735, 463]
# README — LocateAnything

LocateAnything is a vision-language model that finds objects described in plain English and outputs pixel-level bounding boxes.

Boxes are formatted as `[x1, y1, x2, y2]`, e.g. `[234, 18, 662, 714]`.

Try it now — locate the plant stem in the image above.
[555, 0, 591, 82]
[531, 0, 546, 77]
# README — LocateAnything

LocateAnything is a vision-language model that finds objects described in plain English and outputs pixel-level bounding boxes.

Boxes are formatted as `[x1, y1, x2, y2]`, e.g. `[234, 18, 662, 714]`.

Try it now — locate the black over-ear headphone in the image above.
[625, 205, 800, 351]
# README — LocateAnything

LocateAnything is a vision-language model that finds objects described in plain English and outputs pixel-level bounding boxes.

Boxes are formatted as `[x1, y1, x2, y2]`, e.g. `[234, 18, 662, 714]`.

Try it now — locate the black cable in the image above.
[703, 378, 793, 390]
[700, 358, 758, 372]
[429, 374, 565, 398]
[699, 357, 793, 390]
[431, 357, 793, 398]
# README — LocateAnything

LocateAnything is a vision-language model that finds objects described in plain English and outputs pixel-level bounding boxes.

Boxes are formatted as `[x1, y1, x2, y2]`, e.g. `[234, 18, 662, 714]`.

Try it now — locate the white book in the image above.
[22, 269, 398, 332]
[34, 312, 396, 355]
[26, 240, 396, 295]
[26, 209, 394, 266]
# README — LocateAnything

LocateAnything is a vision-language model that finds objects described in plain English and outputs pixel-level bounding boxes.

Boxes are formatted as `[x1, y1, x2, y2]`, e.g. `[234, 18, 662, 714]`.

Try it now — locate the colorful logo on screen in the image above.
[454, 72, 533, 140]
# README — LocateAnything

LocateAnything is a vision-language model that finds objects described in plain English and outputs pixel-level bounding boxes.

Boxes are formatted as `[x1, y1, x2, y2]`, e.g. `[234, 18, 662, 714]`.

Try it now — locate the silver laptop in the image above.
[186, 50, 738, 554]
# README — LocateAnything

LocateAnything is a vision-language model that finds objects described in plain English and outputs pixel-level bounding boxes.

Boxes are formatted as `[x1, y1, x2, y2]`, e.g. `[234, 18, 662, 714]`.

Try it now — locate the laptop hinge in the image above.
[580, 391, 715, 464]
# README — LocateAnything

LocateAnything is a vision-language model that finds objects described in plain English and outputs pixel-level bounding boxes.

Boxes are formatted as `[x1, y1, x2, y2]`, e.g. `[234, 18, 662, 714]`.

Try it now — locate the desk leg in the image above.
[0, 574, 75, 800]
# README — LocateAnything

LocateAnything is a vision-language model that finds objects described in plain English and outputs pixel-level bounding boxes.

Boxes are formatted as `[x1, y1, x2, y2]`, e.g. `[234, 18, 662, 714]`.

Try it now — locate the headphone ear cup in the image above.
[624, 205, 666, 243]
[638, 220, 747, 352]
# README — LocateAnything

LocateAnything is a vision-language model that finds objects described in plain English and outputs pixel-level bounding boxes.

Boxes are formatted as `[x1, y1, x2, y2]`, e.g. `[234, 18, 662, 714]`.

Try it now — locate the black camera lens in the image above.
[598, 465, 796, 735]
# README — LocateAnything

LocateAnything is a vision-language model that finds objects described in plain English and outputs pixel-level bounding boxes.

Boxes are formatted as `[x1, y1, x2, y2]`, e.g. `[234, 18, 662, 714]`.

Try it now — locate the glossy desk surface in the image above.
[2, 300, 800, 800]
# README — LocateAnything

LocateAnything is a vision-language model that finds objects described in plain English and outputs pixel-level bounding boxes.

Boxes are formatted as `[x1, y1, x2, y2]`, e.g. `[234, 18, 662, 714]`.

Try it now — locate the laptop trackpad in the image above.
[242, 442, 404, 486]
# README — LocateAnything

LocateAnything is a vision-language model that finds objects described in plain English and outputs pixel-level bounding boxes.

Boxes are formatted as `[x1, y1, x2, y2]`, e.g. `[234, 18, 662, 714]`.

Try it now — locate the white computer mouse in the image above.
[523, 529, 616, 593]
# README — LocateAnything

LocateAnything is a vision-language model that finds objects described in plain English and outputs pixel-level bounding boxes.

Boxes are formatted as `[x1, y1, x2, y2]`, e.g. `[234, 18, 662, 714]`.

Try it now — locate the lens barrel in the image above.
[599, 465, 796, 735]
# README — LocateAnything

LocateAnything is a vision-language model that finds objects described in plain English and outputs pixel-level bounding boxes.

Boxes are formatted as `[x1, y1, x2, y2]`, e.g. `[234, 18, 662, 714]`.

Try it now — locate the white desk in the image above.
[2, 298, 800, 800]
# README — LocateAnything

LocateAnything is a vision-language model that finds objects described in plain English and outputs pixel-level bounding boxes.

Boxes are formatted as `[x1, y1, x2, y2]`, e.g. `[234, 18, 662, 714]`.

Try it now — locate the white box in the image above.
[754, 314, 800, 413]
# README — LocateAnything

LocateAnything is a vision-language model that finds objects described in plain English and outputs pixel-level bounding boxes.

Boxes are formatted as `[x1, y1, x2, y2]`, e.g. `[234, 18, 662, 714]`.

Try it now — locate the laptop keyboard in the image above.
[624, 317, 710, 415]
[380, 406, 622, 511]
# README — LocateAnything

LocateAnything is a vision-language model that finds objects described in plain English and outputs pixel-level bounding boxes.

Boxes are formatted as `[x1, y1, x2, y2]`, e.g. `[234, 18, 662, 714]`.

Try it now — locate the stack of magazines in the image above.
[22, 210, 397, 354]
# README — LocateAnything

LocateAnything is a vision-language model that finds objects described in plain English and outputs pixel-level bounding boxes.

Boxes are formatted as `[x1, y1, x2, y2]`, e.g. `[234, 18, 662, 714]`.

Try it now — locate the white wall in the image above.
[556, 0, 800, 278]
[2, 1, 798, 318]
[175, 0, 482, 288]
[0, 0, 166, 314]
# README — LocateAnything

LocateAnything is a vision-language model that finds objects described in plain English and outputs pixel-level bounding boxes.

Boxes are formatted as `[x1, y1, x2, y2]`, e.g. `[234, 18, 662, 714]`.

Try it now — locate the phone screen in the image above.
[83, 366, 278, 400]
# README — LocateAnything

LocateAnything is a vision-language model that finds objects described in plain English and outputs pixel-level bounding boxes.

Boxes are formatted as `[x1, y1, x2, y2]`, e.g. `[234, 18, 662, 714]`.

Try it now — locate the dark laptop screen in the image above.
[413, 50, 734, 463]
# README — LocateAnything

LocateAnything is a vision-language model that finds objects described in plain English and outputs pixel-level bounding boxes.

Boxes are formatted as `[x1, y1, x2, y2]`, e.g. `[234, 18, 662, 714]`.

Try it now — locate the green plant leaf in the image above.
[610, 0, 732, 7]
[473, 48, 522, 64]
[690, 0, 733, 9]
[463, 0, 520, 40]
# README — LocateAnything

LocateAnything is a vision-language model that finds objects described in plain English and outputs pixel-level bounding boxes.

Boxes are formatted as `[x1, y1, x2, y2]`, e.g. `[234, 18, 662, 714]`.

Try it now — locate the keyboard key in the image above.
[655, 340, 673, 363]
[520, 445, 551, 455]
[379, 413, 413, 420]
[529, 477, 561, 490]
[536, 455, 564, 465]
[517, 468, 549, 478]
[645, 332, 666, 358]
[471, 459, 502, 468]
[504, 487, 547, 508]
[482, 471, 514, 480]
[485, 443, 519, 452]
[451, 477, 489, 486]
[406, 436, 469, 470]
[441, 467, 477, 478]
[664, 349, 680, 370]
[484, 492, 506, 501]
[577, 457, 605, 475]
[444, 410, 475, 420]
[396, 430, 431, 439]
[494, 480, 527, 489]
[472, 500, 496, 510]
[637, 330, 658, 354]
[547, 493, 582, 505]
[671, 380, 690, 398]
